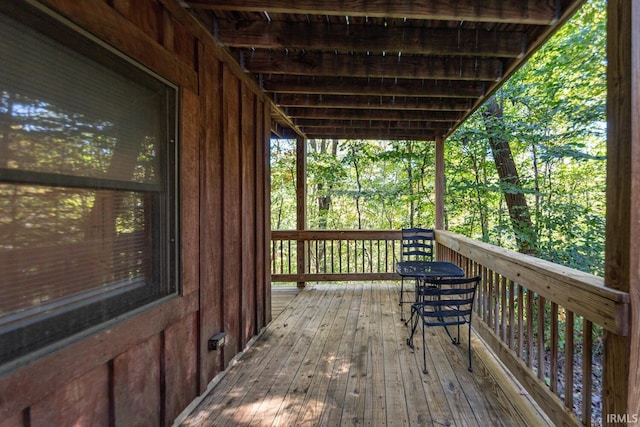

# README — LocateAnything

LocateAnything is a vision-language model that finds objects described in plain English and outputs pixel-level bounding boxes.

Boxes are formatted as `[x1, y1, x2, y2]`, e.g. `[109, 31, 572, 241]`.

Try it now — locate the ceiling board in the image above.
[185, 0, 585, 141]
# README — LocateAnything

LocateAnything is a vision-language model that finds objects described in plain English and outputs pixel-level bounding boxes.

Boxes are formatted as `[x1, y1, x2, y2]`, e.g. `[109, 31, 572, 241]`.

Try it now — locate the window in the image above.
[0, 3, 179, 367]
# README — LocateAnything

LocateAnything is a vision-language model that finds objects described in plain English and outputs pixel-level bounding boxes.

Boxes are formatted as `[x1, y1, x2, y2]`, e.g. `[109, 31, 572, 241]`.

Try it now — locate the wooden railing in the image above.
[435, 230, 629, 427]
[270, 229, 630, 425]
[271, 230, 402, 282]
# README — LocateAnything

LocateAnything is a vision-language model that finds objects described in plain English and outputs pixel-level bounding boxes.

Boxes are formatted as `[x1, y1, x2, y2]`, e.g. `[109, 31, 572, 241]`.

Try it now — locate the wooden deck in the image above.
[271, 285, 302, 318]
[181, 283, 546, 426]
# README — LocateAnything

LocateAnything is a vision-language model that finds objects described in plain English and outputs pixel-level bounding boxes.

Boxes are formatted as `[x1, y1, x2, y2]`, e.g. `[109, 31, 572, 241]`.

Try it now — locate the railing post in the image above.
[296, 136, 307, 288]
[604, 0, 639, 423]
[435, 135, 445, 231]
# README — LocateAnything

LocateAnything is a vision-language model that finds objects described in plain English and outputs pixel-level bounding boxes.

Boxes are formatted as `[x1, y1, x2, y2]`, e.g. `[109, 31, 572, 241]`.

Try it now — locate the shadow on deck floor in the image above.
[180, 282, 548, 426]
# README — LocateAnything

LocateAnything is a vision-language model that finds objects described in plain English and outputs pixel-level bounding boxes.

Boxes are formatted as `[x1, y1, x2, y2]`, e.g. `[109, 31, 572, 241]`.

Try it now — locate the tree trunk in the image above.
[350, 144, 364, 230]
[483, 97, 537, 254]
[309, 139, 338, 229]
[406, 141, 415, 227]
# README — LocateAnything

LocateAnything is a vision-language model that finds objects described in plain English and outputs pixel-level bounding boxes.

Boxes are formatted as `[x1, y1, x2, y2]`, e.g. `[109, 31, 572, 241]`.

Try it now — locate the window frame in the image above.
[0, 1, 180, 371]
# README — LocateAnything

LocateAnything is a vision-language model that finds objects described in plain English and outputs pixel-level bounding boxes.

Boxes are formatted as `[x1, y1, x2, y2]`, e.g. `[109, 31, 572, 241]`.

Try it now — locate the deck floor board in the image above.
[182, 283, 532, 426]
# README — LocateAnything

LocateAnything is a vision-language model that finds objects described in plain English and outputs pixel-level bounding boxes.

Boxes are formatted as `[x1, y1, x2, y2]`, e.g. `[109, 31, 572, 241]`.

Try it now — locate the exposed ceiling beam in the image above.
[285, 108, 462, 122]
[187, 0, 557, 25]
[272, 128, 299, 139]
[273, 94, 472, 111]
[242, 50, 503, 81]
[218, 22, 524, 57]
[305, 128, 438, 141]
[270, 120, 294, 138]
[295, 119, 455, 130]
[183, 0, 584, 142]
[263, 76, 486, 98]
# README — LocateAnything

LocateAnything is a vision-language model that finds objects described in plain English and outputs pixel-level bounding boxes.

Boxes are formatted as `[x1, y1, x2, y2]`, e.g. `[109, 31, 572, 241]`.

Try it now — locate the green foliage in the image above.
[270, 139, 297, 229]
[270, 0, 606, 275]
[444, 0, 606, 274]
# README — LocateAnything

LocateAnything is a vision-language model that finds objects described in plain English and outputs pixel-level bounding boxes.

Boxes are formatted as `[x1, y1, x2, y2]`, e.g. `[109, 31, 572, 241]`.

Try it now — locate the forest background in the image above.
[270, 0, 606, 276]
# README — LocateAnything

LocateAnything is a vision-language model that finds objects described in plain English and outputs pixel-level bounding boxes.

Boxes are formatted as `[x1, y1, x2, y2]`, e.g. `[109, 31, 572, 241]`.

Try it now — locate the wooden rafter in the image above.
[294, 119, 454, 130]
[273, 94, 472, 111]
[243, 50, 503, 81]
[219, 22, 524, 57]
[305, 128, 438, 140]
[187, 0, 558, 25]
[264, 76, 485, 98]
[284, 108, 462, 122]
[184, 0, 584, 141]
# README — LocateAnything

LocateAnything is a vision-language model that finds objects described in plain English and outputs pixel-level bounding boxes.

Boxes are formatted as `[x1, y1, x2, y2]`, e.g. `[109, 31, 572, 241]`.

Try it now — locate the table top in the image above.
[395, 260, 464, 278]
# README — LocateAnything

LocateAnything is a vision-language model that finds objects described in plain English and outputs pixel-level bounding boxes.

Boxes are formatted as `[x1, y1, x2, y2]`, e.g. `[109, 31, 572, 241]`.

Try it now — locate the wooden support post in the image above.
[435, 135, 445, 231]
[296, 135, 307, 288]
[604, 0, 640, 423]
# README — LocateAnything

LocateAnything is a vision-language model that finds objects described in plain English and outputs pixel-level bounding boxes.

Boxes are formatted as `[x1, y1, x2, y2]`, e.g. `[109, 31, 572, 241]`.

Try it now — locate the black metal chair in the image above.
[399, 227, 434, 321]
[406, 275, 480, 374]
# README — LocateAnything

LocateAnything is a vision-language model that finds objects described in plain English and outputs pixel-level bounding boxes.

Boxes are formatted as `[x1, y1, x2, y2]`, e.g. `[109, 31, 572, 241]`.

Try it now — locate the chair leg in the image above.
[467, 324, 473, 372]
[399, 277, 404, 320]
[421, 319, 428, 374]
[407, 304, 419, 348]
[443, 324, 459, 345]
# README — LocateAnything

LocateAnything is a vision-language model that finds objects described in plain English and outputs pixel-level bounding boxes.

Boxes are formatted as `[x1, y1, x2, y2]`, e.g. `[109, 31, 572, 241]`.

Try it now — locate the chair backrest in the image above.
[401, 227, 434, 261]
[417, 275, 480, 326]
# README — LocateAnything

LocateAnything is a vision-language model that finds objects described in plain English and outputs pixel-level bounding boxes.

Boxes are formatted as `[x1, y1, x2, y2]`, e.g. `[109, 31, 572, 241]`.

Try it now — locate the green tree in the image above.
[307, 139, 343, 229]
[445, 0, 606, 273]
[270, 138, 296, 230]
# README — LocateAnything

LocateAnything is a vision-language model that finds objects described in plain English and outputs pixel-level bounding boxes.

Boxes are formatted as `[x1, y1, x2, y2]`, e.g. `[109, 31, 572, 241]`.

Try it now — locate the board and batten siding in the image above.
[0, 0, 272, 425]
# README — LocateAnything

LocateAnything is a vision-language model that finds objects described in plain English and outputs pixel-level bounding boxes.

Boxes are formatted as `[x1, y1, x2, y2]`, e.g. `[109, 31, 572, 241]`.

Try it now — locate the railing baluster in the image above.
[331, 240, 335, 273]
[495, 273, 500, 333]
[478, 261, 487, 322]
[518, 284, 524, 359]
[526, 289, 534, 368]
[323, 240, 327, 273]
[488, 270, 494, 331]
[476, 264, 482, 319]
[537, 295, 546, 382]
[487, 267, 493, 327]
[508, 279, 515, 350]
[550, 302, 558, 394]
[564, 310, 574, 411]
[582, 319, 593, 427]
[501, 275, 507, 342]
[271, 240, 276, 273]
[371, 239, 375, 272]
[384, 239, 389, 272]
[475, 263, 483, 318]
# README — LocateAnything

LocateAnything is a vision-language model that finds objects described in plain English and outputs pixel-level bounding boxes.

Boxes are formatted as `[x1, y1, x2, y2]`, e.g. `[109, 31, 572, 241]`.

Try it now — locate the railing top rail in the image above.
[435, 230, 629, 335]
[271, 229, 403, 240]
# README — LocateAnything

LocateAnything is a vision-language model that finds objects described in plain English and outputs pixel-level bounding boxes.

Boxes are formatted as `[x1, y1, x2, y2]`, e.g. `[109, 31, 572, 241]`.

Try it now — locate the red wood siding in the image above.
[113, 335, 162, 426]
[198, 44, 225, 392]
[222, 65, 243, 364]
[255, 101, 267, 328]
[30, 365, 110, 426]
[164, 313, 199, 422]
[0, 0, 272, 425]
[242, 86, 258, 343]
[263, 102, 273, 324]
